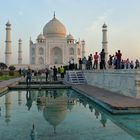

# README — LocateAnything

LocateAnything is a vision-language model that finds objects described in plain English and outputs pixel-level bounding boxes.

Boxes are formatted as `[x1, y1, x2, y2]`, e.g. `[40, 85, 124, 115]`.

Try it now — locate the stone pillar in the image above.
[18, 38, 22, 64]
[102, 23, 108, 62]
[5, 21, 12, 66]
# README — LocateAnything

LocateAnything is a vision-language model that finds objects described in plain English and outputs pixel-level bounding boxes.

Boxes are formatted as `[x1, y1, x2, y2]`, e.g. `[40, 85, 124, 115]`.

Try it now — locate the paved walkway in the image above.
[72, 84, 140, 114]
[0, 77, 24, 88]
[9, 84, 71, 89]
[0, 77, 23, 93]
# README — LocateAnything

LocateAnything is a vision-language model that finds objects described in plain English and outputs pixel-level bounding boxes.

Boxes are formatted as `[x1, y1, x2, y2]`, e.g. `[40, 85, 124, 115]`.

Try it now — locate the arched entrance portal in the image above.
[51, 47, 62, 64]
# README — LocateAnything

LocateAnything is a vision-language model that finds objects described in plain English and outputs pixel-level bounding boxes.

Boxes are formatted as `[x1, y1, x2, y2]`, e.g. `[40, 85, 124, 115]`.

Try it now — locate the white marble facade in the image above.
[29, 14, 85, 68]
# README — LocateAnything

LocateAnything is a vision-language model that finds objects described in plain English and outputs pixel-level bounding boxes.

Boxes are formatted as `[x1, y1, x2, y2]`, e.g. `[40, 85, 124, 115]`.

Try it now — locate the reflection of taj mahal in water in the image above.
[3, 89, 106, 134]
[29, 13, 85, 67]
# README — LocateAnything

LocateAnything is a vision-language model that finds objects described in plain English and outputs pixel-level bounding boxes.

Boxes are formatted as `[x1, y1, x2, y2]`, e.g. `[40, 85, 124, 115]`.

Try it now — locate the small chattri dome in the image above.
[37, 33, 45, 40]
[19, 38, 22, 42]
[67, 34, 74, 40]
[6, 20, 11, 26]
[43, 15, 66, 38]
[102, 23, 107, 28]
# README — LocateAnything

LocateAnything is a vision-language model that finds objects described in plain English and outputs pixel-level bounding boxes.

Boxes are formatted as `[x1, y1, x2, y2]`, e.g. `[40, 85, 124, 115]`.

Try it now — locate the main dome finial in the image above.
[54, 11, 55, 18]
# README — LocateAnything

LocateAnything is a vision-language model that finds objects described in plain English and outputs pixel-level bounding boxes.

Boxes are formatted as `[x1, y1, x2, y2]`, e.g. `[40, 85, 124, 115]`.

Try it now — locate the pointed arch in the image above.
[39, 57, 44, 64]
[50, 47, 62, 64]
[69, 48, 74, 55]
[39, 48, 44, 55]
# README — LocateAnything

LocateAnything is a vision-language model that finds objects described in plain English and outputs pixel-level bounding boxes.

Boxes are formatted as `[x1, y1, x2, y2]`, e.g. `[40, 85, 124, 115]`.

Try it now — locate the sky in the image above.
[0, 0, 140, 64]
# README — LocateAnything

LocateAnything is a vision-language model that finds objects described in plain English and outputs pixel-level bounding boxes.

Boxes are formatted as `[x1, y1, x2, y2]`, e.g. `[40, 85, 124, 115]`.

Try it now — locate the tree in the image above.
[9, 65, 16, 76]
[9, 65, 16, 71]
[0, 63, 8, 70]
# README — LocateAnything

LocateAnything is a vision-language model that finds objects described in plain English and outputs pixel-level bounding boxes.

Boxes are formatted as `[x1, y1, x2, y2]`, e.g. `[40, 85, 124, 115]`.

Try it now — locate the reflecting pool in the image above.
[0, 89, 139, 140]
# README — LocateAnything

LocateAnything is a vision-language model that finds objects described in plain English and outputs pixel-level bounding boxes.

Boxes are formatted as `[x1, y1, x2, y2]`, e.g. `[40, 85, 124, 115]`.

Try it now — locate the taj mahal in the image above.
[4, 13, 108, 69]
[29, 13, 85, 68]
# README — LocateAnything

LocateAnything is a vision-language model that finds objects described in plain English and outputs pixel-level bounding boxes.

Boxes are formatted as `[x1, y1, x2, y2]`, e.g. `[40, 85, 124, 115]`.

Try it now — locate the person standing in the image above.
[135, 59, 140, 69]
[49, 67, 53, 81]
[108, 55, 114, 69]
[22, 68, 26, 77]
[60, 66, 65, 79]
[82, 57, 87, 70]
[100, 49, 106, 69]
[53, 66, 57, 81]
[93, 52, 99, 69]
[45, 68, 49, 82]
[88, 54, 93, 69]
[79, 58, 82, 70]
[116, 50, 122, 69]
[18, 68, 22, 76]
[26, 67, 32, 87]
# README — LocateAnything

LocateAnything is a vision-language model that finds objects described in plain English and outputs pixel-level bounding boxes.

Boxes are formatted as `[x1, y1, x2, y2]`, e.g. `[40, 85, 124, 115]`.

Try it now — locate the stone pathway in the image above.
[0, 77, 23, 93]
[9, 84, 71, 89]
[72, 84, 140, 114]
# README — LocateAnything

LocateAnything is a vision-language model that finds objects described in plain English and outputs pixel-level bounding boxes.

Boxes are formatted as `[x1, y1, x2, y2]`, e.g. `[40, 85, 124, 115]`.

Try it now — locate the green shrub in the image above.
[0, 71, 3, 76]
[9, 65, 16, 71]
[9, 71, 14, 76]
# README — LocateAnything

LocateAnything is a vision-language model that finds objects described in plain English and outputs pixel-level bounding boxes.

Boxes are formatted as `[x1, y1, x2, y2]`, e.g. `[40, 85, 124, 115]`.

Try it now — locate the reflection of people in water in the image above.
[89, 103, 94, 112]
[53, 90, 57, 99]
[26, 90, 33, 110]
[30, 124, 37, 140]
[94, 109, 100, 119]
[100, 113, 107, 127]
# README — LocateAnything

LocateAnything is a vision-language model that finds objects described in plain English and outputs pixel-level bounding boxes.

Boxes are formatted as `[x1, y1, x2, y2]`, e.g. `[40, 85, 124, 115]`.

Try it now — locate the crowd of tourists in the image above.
[20, 65, 65, 87]
[77, 49, 140, 70]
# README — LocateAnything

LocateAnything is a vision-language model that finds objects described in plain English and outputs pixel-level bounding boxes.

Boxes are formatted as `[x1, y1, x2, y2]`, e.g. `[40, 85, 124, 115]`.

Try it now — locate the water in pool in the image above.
[0, 89, 140, 140]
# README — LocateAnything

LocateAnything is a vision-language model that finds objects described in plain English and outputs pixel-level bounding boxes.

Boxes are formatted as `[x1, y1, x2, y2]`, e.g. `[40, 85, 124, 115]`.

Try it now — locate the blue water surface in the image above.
[0, 89, 139, 140]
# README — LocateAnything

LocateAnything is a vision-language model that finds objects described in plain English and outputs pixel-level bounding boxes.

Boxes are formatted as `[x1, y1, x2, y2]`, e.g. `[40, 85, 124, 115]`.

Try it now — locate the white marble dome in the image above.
[43, 16, 66, 38]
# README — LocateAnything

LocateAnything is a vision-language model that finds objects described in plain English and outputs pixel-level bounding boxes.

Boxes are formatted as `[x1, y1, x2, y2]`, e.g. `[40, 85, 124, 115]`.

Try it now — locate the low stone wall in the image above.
[0, 87, 8, 95]
[83, 70, 140, 98]
[0, 77, 24, 94]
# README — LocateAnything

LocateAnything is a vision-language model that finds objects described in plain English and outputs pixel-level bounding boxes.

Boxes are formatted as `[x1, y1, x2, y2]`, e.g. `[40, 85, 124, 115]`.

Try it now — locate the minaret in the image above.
[18, 38, 22, 64]
[81, 40, 85, 58]
[102, 23, 108, 62]
[5, 21, 12, 66]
